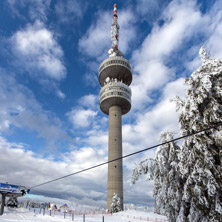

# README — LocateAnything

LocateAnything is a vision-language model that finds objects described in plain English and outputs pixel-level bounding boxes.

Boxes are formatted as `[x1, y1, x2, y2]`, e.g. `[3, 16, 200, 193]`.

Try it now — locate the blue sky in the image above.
[0, 0, 222, 208]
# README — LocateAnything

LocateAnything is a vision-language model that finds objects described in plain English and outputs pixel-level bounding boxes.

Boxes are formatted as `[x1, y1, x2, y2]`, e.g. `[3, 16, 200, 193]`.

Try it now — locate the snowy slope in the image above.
[0, 207, 168, 222]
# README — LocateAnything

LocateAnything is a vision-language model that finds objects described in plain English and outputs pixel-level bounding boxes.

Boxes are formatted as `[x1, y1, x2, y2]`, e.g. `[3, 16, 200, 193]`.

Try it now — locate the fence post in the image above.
[72, 213, 74, 221]
[102, 215, 104, 222]
[83, 213, 85, 222]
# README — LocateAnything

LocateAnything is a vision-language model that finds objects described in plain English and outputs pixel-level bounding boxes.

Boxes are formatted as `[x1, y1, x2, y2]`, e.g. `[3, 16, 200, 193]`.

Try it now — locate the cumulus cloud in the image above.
[118, 9, 137, 54]
[78, 94, 98, 109]
[123, 78, 185, 155]
[10, 20, 66, 81]
[0, 136, 107, 206]
[67, 108, 97, 128]
[7, 0, 51, 21]
[136, 0, 172, 24]
[177, 0, 222, 72]
[131, 0, 202, 110]
[0, 69, 69, 149]
[56, 89, 66, 99]
[55, 0, 87, 23]
[78, 11, 110, 61]
[204, 1, 222, 58]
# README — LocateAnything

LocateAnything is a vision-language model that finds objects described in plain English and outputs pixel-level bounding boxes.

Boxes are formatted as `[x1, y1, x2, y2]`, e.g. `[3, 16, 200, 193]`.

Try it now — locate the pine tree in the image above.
[175, 47, 222, 221]
[132, 47, 222, 221]
[131, 132, 181, 221]
[109, 193, 121, 213]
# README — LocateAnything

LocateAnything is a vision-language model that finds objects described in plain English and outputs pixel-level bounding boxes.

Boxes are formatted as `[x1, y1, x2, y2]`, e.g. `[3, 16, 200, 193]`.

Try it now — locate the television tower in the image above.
[98, 4, 132, 210]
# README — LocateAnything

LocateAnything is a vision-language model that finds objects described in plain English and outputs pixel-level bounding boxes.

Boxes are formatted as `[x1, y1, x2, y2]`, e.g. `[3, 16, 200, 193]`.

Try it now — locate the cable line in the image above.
[28, 122, 222, 191]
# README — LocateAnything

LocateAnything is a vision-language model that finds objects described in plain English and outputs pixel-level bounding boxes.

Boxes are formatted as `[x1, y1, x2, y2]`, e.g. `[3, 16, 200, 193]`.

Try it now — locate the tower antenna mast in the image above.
[109, 4, 124, 57]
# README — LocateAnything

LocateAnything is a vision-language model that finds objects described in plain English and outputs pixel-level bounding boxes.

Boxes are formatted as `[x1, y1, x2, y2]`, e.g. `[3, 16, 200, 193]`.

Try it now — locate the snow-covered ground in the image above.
[0, 207, 168, 222]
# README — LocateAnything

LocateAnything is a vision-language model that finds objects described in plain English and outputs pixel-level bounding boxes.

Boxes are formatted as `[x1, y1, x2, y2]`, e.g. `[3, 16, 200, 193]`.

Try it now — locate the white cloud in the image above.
[131, 0, 202, 110]
[56, 89, 66, 99]
[0, 136, 107, 206]
[204, 1, 222, 58]
[123, 78, 185, 156]
[133, 1, 201, 62]
[63, 147, 107, 180]
[7, 0, 51, 21]
[78, 94, 98, 109]
[10, 21, 66, 81]
[78, 11, 110, 60]
[67, 108, 97, 128]
[0, 69, 69, 148]
[136, 0, 160, 18]
[118, 9, 137, 54]
[131, 61, 174, 109]
[55, 0, 87, 23]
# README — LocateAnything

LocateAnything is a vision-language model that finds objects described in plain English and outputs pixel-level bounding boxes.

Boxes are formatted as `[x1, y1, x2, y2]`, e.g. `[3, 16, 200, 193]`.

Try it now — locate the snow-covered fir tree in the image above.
[131, 132, 182, 221]
[109, 193, 121, 213]
[132, 47, 222, 222]
[175, 47, 222, 222]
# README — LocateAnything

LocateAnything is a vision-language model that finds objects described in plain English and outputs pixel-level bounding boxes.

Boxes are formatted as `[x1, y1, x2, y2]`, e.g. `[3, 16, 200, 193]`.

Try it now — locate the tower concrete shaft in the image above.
[107, 105, 123, 210]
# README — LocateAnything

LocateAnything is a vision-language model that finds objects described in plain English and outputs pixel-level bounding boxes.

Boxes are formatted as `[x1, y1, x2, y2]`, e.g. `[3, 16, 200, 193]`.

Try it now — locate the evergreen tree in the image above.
[175, 47, 222, 221]
[132, 47, 222, 221]
[110, 193, 121, 213]
[131, 132, 181, 221]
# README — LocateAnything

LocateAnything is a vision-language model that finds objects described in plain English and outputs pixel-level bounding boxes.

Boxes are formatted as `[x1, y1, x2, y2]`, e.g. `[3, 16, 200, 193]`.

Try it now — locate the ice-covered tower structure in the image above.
[98, 4, 132, 210]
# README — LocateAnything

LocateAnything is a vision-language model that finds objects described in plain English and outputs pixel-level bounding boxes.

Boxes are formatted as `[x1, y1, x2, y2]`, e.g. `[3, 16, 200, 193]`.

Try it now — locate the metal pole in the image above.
[72, 213, 74, 221]
[0, 194, 6, 216]
[83, 213, 85, 222]
[102, 215, 104, 222]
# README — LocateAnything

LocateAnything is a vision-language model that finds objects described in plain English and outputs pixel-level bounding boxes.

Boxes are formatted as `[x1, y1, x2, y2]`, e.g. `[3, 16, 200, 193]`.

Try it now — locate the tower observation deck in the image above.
[98, 4, 132, 211]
